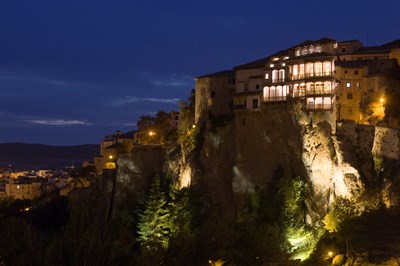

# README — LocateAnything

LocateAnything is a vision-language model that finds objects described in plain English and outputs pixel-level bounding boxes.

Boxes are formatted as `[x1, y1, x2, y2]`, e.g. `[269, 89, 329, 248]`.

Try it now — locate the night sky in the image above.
[1, 0, 399, 145]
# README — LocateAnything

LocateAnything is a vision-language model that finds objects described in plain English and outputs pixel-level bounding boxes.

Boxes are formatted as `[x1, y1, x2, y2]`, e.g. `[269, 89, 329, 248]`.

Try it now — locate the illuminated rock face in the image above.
[301, 121, 363, 213]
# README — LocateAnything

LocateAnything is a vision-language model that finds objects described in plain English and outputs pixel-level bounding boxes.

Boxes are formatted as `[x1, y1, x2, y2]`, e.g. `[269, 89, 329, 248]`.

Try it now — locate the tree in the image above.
[137, 176, 171, 251]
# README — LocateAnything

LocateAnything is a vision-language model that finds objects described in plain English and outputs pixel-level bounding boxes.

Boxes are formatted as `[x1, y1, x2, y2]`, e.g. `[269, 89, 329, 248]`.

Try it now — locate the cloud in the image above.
[150, 75, 192, 87]
[25, 119, 91, 126]
[110, 96, 181, 107]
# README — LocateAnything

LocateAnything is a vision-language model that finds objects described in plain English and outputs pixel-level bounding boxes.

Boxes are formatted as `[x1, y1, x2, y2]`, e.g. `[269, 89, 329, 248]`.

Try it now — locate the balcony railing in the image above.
[306, 103, 332, 110]
[305, 89, 333, 96]
[271, 78, 285, 83]
[264, 96, 287, 102]
[289, 72, 333, 81]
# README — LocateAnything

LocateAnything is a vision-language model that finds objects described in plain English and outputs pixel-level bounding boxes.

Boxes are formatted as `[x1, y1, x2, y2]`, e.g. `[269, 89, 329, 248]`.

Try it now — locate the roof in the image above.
[294, 37, 336, 47]
[234, 56, 271, 70]
[196, 70, 235, 78]
[381, 39, 400, 48]
[338, 39, 362, 44]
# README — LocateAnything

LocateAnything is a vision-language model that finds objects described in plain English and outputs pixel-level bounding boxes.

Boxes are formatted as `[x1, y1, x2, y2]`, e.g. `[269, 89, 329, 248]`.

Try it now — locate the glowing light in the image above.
[17, 185, 20, 189]
[284, 56, 289, 60]
[192, 124, 196, 129]
[380, 97, 385, 104]
[109, 155, 113, 159]
[24, 207, 30, 211]
[273, 57, 279, 61]
[328, 251, 333, 257]
[149, 131, 155, 136]
[282, 63, 286, 66]
[270, 64, 274, 67]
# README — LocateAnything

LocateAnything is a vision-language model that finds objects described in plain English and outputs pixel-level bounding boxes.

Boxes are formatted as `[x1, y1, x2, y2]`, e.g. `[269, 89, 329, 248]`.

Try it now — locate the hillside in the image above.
[0, 143, 99, 169]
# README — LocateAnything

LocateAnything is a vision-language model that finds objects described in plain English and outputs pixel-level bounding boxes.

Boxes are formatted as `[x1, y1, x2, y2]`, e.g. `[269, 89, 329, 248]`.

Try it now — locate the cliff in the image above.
[114, 102, 400, 265]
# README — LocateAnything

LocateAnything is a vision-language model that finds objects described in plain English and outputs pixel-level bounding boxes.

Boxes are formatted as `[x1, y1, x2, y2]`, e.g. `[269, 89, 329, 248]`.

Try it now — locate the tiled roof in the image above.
[234, 56, 271, 70]
[294, 37, 336, 47]
[196, 70, 235, 78]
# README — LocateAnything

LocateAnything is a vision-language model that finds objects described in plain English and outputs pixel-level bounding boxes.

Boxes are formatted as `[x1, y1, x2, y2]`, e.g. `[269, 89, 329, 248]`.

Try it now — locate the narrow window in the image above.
[347, 93, 353, 99]
[244, 83, 248, 91]
[354, 70, 359, 75]
[346, 82, 351, 88]
[211, 91, 215, 98]
[252, 99, 258, 109]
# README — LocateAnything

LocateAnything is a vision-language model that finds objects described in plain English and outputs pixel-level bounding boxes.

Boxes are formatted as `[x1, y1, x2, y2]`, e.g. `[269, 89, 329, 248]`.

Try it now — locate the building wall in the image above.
[6, 182, 41, 200]
[195, 75, 234, 123]
[235, 68, 263, 94]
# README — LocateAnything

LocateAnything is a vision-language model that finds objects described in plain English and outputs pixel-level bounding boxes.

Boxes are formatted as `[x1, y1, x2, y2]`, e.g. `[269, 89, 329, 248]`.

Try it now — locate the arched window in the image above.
[272, 70, 279, 83]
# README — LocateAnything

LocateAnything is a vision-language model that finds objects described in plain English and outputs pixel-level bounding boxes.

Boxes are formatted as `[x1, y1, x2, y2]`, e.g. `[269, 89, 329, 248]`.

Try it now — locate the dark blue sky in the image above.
[1, 0, 399, 145]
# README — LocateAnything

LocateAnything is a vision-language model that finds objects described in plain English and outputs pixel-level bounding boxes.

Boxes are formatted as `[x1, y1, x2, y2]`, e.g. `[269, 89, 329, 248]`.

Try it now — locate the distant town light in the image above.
[109, 155, 113, 159]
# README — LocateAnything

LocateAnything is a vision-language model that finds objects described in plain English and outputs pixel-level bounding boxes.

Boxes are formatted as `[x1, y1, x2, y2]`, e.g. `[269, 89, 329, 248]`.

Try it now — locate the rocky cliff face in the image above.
[116, 102, 400, 227]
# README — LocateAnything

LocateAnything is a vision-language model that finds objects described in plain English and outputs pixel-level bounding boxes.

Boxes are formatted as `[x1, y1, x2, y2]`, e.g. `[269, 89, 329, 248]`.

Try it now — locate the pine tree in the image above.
[137, 176, 171, 251]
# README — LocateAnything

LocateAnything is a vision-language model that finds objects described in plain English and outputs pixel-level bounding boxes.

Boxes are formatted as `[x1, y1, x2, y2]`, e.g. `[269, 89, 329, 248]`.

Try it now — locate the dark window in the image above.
[252, 99, 258, 109]
[211, 91, 215, 98]
[344, 70, 348, 74]
[347, 93, 353, 99]
[256, 84, 260, 90]
[354, 70, 358, 75]
[244, 83, 248, 91]
[341, 47, 346, 53]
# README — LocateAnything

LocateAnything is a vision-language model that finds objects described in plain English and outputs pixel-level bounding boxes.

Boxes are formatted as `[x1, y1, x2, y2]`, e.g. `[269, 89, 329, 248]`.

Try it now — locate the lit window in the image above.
[282, 63, 286, 66]
[265, 73, 269, 79]
[315, 45, 322, 52]
[334, 43, 338, 48]
[284, 56, 289, 60]
[270, 64, 274, 67]
[356, 82, 360, 88]
[346, 82, 351, 88]
[273, 57, 279, 61]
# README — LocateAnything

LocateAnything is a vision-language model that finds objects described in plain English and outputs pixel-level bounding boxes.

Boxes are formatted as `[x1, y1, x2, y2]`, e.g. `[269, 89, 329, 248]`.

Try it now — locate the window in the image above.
[273, 57, 279, 61]
[270, 64, 274, 67]
[347, 93, 353, 99]
[265, 73, 269, 79]
[344, 70, 348, 74]
[256, 85, 260, 90]
[252, 99, 258, 109]
[211, 91, 215, 98]
[244, 83, 248, 91]
[341, 47, 346, 53]
[354, 70, 358, 75]
[356, 82, 360, 88]
[346, 82, 351, 88]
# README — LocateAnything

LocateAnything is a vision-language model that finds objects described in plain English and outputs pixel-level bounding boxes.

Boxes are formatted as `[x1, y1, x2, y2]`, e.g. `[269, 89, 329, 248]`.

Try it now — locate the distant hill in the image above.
[0, 143, 99, 169]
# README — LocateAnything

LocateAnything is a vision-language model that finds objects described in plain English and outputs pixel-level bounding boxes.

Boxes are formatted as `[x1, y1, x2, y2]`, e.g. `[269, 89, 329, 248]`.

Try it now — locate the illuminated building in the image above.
[94, 130, 136, 173]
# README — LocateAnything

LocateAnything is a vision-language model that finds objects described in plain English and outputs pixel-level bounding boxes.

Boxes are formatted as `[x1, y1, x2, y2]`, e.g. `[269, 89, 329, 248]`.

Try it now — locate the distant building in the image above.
[94, 130, 136, 173]
[195, 70, 235, 123]
[5, 177, 42, 200]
